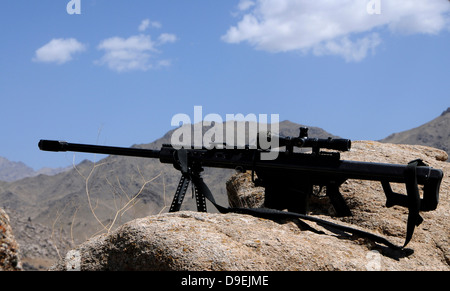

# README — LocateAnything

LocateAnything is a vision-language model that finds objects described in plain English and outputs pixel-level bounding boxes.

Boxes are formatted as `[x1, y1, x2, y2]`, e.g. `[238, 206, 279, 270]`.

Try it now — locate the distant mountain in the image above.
[0, 157, 35, 182]
[380, 108, 449, 161]
[0, 157, 70, 182]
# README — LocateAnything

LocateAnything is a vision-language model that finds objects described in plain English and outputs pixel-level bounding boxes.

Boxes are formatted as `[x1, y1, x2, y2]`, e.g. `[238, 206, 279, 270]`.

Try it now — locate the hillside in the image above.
[380, 108, 449, 160]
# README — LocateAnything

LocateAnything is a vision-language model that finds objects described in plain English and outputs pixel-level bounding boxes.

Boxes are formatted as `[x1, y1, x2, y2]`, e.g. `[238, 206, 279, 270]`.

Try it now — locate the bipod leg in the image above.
[169, 174, 190, 212]
[192, 174, 207, 212]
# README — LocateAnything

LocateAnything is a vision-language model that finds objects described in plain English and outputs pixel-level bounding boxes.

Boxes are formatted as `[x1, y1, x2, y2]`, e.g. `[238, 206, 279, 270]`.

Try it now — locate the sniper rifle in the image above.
[38, 127, 443, 250]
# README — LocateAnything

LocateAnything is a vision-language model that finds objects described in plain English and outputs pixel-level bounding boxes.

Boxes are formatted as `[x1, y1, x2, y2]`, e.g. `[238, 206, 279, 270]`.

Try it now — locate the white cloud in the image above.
[313, 33, 382, 62]
[96, 31, 177, 72]
[95, 19, 177, 72]
[158, 33, 178, 44]
[138, 19, 151, 32]
[33, 38, 86, 64]
[138, 19, 162, 32]
[96, 34, 157, 72]
[238, 0, 255, 11]
[33, 20, 175, 72]
[223, 0, 450, 62]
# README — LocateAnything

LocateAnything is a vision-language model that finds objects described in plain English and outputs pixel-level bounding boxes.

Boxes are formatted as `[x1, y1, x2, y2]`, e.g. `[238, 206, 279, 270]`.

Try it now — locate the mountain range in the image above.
[0, 157, 70, 183]
[380, 107, 449, 160]
[0, 109, 448, 270]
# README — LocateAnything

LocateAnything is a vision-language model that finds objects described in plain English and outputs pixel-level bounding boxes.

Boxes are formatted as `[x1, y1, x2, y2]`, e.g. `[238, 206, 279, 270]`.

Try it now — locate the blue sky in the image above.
[1, 0, 449, 170]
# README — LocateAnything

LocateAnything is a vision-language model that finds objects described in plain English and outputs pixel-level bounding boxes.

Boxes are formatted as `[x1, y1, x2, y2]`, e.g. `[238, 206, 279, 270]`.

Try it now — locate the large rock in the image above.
[48, 211, 400, 271]
[50, 141, 449, 271]
[0, 208, 22, 271]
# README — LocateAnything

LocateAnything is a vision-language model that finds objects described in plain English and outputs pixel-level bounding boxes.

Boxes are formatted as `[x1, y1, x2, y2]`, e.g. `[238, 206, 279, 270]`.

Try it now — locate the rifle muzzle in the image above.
[39, 140, 68, 152]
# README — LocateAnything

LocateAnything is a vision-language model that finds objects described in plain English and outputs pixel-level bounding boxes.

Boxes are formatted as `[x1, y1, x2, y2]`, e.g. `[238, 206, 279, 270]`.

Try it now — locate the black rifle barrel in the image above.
[38, 140, 161, 159]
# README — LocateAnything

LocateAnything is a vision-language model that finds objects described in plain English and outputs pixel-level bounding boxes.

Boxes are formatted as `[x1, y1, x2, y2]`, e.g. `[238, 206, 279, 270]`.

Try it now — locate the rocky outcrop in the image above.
[49, 211, 403, 271]
[50, 141, 449, 271]
[226, 172, 264, 209]
[6, 208, 74, 271]
[0, 208, 22, 271]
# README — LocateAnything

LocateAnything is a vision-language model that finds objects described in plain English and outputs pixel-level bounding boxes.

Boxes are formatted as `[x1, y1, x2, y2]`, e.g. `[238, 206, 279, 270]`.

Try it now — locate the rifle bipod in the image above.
[169, 149, 207, 212]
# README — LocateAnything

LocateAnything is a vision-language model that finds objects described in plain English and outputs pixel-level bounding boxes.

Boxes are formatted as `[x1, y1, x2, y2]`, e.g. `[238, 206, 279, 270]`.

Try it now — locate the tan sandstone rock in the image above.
[0, 208, 22, 271]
